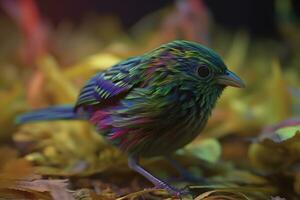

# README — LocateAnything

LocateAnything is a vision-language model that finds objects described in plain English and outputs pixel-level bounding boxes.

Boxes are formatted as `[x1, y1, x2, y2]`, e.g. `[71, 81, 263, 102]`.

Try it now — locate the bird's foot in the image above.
[154, 181, 189, 197]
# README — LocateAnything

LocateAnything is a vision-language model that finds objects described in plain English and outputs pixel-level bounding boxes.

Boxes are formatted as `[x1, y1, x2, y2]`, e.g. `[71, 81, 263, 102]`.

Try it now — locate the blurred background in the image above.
[0, 0, 300, 199]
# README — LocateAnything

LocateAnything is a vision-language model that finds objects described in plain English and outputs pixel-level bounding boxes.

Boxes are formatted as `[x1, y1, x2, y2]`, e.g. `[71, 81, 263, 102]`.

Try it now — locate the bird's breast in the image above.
[90, 87, 213, 157]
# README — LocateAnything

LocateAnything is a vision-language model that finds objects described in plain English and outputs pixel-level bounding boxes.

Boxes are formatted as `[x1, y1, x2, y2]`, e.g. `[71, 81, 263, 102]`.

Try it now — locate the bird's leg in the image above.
[165, 156, 208, 184]
[128, 156, 189, 197]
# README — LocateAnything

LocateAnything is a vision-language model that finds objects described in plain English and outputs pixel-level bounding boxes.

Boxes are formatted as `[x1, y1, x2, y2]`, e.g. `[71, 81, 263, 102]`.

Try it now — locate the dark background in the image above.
[1, 0, 300, 38]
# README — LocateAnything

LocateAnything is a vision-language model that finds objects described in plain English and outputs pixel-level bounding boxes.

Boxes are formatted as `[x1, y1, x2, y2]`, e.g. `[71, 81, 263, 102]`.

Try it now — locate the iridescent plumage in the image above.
[17, 40, 245, 196]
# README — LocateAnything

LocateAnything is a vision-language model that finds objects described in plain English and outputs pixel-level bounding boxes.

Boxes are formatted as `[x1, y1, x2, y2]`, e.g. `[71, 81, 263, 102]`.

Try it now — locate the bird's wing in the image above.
[75, 56, 142, 110]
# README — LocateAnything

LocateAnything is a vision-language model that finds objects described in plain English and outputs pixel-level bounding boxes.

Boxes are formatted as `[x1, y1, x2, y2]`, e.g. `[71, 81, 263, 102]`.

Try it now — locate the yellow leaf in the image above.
[266, 59, 292, 123]
[64, 53, 121, 79]
[37, 55, 78, 103]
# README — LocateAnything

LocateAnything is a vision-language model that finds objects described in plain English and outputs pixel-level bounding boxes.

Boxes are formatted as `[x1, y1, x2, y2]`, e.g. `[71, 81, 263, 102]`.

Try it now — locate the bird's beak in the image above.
[216, 70, 245, 88]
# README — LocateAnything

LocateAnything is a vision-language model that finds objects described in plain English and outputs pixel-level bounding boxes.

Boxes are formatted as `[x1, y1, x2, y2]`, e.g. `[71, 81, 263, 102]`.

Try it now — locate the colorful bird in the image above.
[16, 40, 245, 196]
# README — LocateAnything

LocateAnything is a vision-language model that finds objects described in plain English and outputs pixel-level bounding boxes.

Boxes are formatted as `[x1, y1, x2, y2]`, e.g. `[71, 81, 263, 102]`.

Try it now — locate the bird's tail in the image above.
[15, 105, 84, 124]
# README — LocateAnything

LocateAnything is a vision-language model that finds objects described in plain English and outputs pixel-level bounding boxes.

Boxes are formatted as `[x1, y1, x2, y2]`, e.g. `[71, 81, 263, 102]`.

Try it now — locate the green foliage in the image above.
[181, 138, 221, 163]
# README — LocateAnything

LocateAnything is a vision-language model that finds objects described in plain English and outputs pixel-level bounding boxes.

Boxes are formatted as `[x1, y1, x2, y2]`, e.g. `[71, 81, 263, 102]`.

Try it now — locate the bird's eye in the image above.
[197, 65, 211, 78]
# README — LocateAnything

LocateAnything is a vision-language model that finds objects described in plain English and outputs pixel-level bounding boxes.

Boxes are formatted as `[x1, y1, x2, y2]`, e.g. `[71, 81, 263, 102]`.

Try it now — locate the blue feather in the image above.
[75, 56, 141, 109]
[15, 105, 84, 124]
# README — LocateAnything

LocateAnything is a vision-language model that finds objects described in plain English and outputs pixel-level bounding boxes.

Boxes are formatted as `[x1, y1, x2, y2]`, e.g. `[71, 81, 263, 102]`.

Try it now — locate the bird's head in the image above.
[146, 40, 245, 100]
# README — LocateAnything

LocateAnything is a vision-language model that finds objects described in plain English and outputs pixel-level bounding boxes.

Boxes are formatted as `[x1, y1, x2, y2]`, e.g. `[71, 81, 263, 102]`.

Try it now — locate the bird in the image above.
[16, 40, 245, 197]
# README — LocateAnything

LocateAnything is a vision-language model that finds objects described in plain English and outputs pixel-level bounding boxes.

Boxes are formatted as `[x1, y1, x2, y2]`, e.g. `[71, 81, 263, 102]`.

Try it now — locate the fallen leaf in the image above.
[13, 179, 74, 200]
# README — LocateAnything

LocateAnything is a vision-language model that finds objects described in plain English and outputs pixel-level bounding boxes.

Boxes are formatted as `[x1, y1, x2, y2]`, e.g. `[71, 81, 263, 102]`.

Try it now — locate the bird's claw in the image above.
[154, 181, 189, 197]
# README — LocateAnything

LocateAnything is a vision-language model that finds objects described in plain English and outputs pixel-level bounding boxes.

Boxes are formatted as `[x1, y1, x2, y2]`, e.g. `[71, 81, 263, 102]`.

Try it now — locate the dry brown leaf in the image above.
[0, 188, 51, 200]
[195, 190, 249, 200]
[0, 148, 73, 200]
[0, 147, 35, 189]
[249, 122, 300, 171]
[0, 147, 18, 165]
[13, 179, 74, 200]
[0, 159, 35, 187]
[117, 189, 168, 200]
